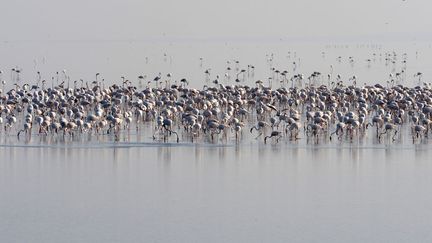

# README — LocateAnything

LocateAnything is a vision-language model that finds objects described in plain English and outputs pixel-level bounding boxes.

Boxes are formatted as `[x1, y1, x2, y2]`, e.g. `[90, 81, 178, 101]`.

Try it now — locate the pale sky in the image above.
[1, 0, 429, 41]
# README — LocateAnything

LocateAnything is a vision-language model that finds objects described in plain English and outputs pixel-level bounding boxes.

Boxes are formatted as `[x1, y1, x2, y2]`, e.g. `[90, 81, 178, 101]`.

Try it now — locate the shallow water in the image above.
[1, 41, 432, 242]
[1, 40, 432, 89]
[2, 144, 432, 242]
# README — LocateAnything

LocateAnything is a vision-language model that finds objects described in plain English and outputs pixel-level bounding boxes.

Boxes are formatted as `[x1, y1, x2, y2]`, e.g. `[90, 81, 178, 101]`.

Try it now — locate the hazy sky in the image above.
[1, 0, 429, 41]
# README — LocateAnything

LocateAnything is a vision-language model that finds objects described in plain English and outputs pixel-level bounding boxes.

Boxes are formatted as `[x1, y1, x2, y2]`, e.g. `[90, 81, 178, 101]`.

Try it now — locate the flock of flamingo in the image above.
[0, 50, 430, 145]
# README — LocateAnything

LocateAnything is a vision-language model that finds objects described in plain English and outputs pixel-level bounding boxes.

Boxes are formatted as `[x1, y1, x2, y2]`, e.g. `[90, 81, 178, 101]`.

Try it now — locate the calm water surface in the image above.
[1, 41, 432, 242]
[1, 144, 432, 242]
